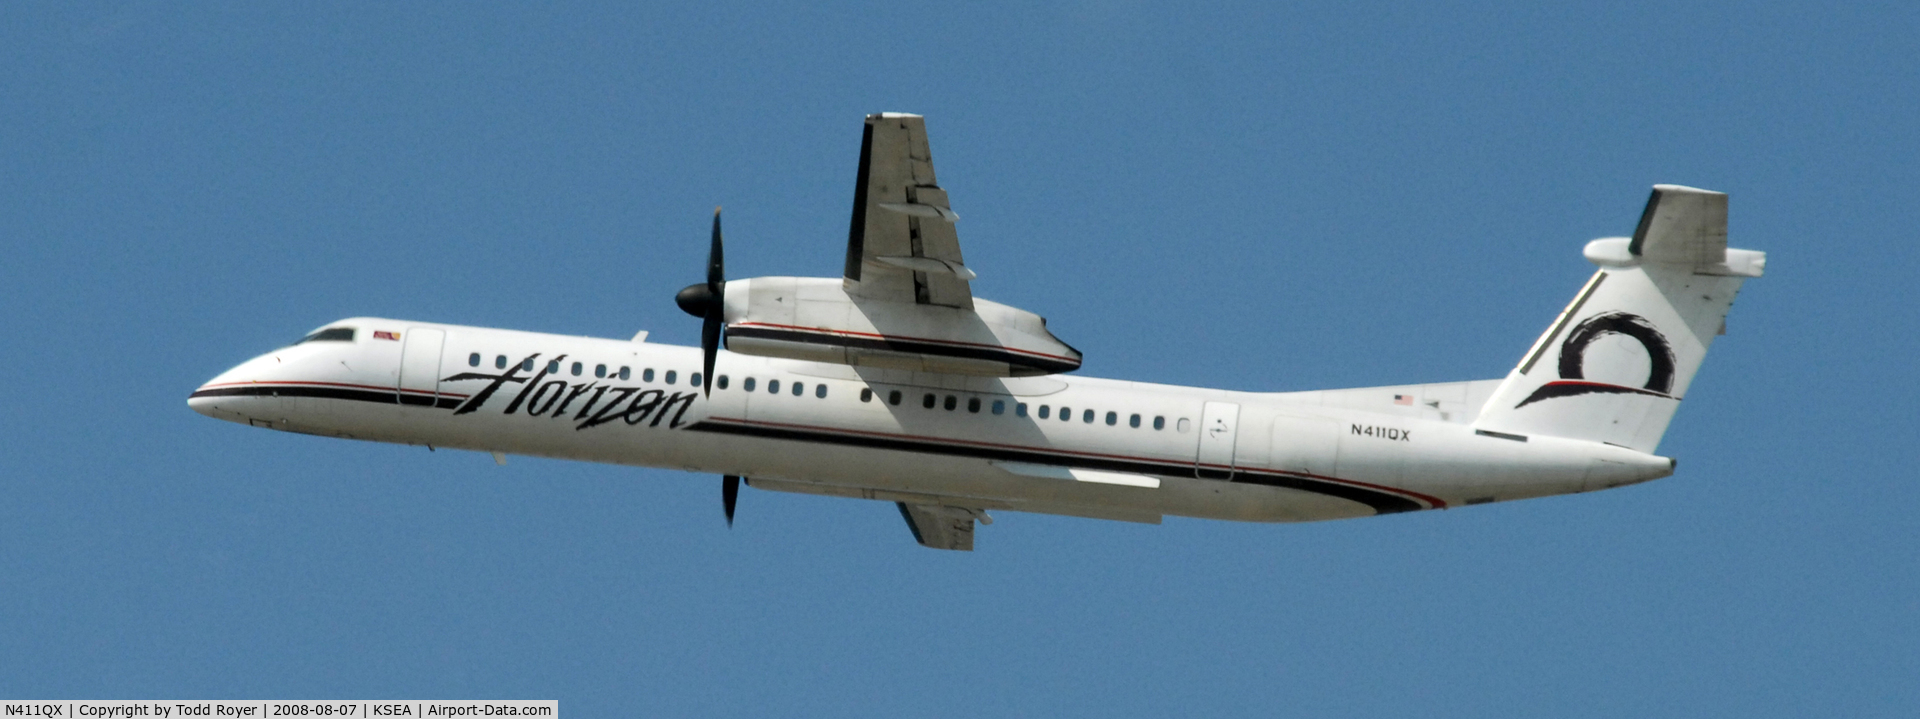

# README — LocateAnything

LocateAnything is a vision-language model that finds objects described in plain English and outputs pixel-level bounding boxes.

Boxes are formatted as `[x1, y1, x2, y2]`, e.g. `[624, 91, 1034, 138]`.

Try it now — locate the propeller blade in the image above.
[708, 207, 725, 290]
[702, 207, 725, 396]
[722, 475, 740, 527]
[701, 310, 720, 396]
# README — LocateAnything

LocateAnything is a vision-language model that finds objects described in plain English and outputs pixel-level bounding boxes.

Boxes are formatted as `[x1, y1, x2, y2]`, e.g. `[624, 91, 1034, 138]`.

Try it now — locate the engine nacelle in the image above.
[720, 277, 1081, 376]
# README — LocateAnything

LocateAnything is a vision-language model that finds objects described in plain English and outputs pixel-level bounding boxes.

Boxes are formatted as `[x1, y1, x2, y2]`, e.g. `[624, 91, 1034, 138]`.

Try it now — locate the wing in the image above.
[895, 502, 978, 551]
[843, 113, 974, 309]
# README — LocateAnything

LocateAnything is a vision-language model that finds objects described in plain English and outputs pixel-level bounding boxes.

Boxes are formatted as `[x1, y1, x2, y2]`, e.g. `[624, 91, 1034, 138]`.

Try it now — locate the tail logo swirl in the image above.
[1515, 311, 1678, 408]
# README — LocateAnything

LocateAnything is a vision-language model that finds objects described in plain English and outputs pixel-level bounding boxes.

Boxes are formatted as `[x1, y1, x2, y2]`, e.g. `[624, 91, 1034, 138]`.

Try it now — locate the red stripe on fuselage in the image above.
[195, 380, 471, 399]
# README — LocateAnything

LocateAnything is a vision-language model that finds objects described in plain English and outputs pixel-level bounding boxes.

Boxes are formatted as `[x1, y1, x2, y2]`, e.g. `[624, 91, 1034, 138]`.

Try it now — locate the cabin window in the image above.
[643, 368, 655, 382]
[1177, 418, 1192, 433]
[768, 379, 780, 394]
[923, 393, 936, 409]
[595, 364, 607, 378]
[1153, 416, 1166, 430]
[1016, 403, 1028, 418]
[991, 400, 1005, 415]
[468, 353, 480, 367]
[717, 375, 729, 390]
[792, 381, 804, 396]
[1084, 409, 1095, 423]
[619, 366, 631, 380]
[743, 377, 756, 392]
[496, 355, 507, 369]
[944, 395, 957, 411]
[547, 360, 560, 374]
[523, 358, 535, 371]
[967, 398, 981, 413]
[1106, 411, 1118, 426]
[294, 327, 355, 344]
[816, 384, 828, 399]
[665, 370, 678, 385]
[1038, 405, 1051, 419]
[691, 372, 703, 388]
[1059, 406, 1071, 421]
[1129, 413, 1142, 428]
[888, 390, 903, 405]
[571, 361, 583, 376]
[860, 388, 872, 403]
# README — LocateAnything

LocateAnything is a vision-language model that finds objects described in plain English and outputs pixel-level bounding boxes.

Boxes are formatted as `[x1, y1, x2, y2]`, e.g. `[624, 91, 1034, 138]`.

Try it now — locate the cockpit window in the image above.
[293, 327, 356, 345]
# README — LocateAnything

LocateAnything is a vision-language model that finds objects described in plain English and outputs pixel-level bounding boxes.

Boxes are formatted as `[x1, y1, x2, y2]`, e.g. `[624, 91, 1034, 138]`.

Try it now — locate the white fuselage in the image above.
[188, 317, 1674, 525]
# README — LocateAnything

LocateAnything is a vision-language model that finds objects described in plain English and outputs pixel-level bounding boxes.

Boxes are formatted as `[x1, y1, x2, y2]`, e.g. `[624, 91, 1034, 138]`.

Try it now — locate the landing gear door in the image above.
[398, 328, 446, 407]
[1196, 401, 1240, 480]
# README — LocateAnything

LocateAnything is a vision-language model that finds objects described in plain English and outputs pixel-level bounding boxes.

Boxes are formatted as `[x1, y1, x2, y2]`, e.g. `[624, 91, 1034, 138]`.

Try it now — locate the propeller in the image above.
[674, 207, 726, 397]
[722, 475, 740, 527]
[674, 210, 740, 527]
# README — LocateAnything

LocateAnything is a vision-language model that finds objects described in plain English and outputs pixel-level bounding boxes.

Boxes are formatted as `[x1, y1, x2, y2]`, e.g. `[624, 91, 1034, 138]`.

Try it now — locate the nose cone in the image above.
[188, 352, 285, 423]
[187, 392, 221, 419]
[676, 282, 716, 318]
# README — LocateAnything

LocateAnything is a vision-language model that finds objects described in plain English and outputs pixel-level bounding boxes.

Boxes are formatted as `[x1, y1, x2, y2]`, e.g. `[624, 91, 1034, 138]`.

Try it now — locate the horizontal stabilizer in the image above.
[1630, 184, 1727, 265]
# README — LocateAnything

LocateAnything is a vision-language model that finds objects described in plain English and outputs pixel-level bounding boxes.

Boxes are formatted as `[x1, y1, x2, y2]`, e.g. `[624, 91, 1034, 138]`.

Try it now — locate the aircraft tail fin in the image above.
[1473, 185, 1765, 453]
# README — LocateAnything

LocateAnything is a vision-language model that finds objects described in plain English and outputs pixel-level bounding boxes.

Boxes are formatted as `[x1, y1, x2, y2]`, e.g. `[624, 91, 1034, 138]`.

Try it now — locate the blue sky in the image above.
[3, 2, 1916, 715]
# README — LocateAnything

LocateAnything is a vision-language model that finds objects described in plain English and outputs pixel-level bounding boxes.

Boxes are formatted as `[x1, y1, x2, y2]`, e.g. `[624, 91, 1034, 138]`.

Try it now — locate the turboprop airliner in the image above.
[189, 113, 1766, 550]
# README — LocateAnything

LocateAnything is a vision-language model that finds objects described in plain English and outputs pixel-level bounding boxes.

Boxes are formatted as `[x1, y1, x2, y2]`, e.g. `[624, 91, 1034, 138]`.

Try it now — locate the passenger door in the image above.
[398, 328, 446, 407]
[1196, 401, 1240, 479]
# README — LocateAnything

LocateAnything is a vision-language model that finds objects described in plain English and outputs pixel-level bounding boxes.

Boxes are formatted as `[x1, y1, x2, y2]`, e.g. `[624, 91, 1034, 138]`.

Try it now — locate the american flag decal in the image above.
[374, 330, 400, 341]
[1393, 394, 1414, 405]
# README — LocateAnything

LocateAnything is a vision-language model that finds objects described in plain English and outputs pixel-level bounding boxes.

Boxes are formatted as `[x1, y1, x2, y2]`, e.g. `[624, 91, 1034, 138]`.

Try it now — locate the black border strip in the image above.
[726, 325, 1081, 374]
[682, 419, 1424, 514]
[895, 502, 927, 544]
[844, 118, 877, 281]
[1629, 187, 1663, 256]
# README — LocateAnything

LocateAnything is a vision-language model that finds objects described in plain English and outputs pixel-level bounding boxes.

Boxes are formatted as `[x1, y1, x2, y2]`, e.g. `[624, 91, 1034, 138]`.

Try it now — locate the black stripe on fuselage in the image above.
[725, 325, 1082, 375]
[190, 385, 464, 410]
[681, 419, 1424, 514]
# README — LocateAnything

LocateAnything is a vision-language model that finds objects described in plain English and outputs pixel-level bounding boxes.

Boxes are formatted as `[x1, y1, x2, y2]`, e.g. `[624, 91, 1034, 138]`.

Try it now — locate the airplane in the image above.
[189, 113, 1766, 551]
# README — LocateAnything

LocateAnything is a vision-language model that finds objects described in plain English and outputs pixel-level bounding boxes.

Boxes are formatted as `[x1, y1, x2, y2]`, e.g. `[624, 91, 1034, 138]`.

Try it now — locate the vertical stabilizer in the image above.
[1474, 185, 1765, 453]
